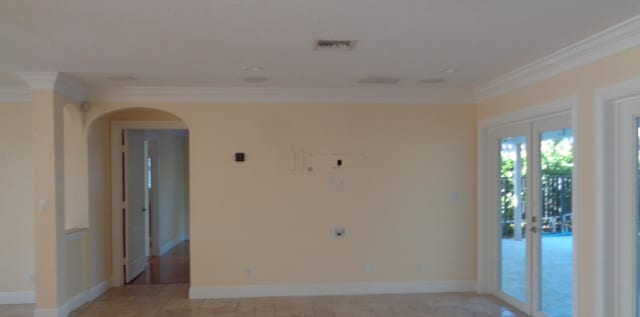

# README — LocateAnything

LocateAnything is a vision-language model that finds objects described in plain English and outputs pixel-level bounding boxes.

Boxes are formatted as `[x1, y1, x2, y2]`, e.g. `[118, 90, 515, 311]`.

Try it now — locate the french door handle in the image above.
[141, 208, 147, 212]
[530, 226, 538, 233]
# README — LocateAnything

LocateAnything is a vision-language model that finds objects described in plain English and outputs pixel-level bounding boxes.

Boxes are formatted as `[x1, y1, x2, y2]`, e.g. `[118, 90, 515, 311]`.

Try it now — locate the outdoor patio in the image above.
[501, 235, 573, 317]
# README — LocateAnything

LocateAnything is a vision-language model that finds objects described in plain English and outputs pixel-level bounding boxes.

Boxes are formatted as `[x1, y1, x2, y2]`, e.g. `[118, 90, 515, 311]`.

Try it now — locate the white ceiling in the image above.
[1, 0, 639, 91]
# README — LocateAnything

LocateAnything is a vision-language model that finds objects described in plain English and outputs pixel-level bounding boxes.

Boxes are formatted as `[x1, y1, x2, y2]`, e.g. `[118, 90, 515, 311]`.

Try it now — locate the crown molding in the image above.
[0, 86, 31, 102]
[89, 86, 474, 104]
[474, 14, 640, 102]
[16, 72, 88, 101]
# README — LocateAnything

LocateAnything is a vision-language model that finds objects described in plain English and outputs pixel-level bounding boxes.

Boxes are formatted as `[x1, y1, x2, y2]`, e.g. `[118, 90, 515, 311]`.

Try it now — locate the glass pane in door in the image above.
[500, 136, 528, 303]
[539, 128, 574, 317]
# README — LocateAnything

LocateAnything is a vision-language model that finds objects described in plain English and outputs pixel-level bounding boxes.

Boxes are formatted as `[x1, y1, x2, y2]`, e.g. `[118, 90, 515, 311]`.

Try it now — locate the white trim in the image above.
[189, 280, 476, 299]
[87, 280, 110, 301]
[64, 228, 88, 242]
[0, 87, 31, 102]
[57, 291, 87, 317]
[17, 72, 88, 101]
[571, 97, 581, 317]
[17, 72, 59, 90]
[33, 308, 58, 317]
[159, 237, 184, 256]
[0, 291, 35, 304]
[32, 280, 110, 317]
[474, 14, 640, 101]
[89, 86, 474, 104]
[110, 120, 188, 287]
[476, 96, 579, 316]
[477, 96, 578, 128]
[594, 77, 640, 317]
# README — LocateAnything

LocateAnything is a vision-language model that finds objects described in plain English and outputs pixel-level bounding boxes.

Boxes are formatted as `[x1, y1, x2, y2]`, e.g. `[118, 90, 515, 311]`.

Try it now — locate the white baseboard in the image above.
[189, 280, 476, 299]
[159, 237, 183, 255]
[0, 291, 35, 304]
[87, 280, 110, 301]
[33, 279, 110, 317]
[57, 291, 87, 317]
[34, 308, 58, 317]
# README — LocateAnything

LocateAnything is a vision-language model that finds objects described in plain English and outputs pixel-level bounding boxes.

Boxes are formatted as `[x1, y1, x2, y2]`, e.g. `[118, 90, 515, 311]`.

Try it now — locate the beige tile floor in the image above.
[0, 284, 526, 317]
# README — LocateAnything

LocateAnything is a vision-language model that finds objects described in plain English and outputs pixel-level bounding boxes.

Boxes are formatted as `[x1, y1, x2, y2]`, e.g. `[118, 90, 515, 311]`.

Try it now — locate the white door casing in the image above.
[110, 120, 187, 287]
[594, 78, 640, 317]
[477, 96, 579, 317]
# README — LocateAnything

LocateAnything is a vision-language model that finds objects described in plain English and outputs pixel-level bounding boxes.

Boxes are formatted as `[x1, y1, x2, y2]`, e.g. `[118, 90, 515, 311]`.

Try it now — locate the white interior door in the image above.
[125, 130, 147, 283]
[490, 113, 574, 317]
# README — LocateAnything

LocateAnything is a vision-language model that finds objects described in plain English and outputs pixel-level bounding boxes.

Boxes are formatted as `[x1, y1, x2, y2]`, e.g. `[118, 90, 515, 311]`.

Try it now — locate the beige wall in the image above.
[63, 103, 89, 229]
[0, 102, 34, 293]
[476, 46, 640, 317]
[86, 116, 111, 289]
[62, 237, 87, 302]
[87, 103, 477, 287]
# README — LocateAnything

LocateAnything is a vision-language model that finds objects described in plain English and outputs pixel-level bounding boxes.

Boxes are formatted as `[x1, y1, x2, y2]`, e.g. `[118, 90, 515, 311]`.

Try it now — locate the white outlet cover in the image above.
[417, 263, 425, 273]
[365, 262, 377, 273]
[333, 227, 347, 238]
[246, 266, 254, 278]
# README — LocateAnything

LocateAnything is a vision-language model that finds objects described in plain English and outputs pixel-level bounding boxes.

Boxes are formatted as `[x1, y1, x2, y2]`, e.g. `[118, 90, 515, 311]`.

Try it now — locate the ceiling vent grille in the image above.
[315, 40, 356, 51]
[357, 77, 401, 84]
[420, 78, 446, 84]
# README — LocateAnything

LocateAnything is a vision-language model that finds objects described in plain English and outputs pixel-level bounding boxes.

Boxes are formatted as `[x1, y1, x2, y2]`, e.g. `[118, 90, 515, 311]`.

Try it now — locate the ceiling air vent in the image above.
[357, 77, 401, 84]
[419, 78, 446, 84]
[315, 40, 356, 51]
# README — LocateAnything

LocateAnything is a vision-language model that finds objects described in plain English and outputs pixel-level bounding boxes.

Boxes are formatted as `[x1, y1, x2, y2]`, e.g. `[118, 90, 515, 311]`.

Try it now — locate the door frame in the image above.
[594, 78, 640, 317]
[110, 120, 187, 287]
[477, 96, 579, 315]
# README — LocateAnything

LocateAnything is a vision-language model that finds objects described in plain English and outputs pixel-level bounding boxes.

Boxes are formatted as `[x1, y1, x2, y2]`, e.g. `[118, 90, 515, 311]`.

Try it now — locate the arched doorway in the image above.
[86, 107, 190, 287]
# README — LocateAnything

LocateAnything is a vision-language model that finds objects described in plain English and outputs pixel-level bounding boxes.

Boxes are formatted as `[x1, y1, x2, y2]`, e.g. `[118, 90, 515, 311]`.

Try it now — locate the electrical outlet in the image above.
[246, 266, 254, 279]
[449, 192, 460, 203]
[365, 262, 377, 273]
[333, 227, 347, 238]
[26, 272, 34, 283]
[417, 263, 425, 273]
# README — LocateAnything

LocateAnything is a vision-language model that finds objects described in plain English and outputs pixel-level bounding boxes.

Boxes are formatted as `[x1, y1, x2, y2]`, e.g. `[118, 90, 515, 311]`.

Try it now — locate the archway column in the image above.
[18, 72, 87, 314]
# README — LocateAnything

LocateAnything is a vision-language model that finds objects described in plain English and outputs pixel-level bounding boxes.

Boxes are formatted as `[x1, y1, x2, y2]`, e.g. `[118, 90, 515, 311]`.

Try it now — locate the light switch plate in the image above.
[39, 199, 48, 212]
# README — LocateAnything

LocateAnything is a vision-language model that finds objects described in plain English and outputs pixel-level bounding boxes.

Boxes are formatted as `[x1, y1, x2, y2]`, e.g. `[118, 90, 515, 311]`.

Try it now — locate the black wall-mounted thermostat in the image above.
[235, 153, 245, 162]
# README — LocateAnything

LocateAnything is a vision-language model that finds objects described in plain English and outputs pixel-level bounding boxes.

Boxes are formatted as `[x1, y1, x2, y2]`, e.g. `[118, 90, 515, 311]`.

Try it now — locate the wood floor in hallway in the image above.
[130, 240, 190, 285]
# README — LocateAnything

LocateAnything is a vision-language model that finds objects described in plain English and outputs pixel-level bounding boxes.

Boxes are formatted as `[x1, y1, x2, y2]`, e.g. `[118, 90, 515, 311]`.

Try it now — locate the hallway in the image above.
[130, 240, 190, 285]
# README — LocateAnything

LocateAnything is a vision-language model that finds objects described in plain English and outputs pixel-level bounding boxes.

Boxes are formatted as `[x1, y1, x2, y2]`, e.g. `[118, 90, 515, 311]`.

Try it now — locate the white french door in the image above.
[489, 112, 574, 317]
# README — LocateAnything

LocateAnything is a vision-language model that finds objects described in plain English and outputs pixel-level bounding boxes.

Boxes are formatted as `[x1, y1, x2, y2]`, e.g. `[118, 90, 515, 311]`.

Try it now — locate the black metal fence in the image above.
[500, 174, 573, 238]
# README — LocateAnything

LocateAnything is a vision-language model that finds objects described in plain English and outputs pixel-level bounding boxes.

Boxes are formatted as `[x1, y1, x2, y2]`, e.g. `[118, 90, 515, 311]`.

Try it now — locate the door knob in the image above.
[141, 208, 147, 212]
[530, 226, 538, 233]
